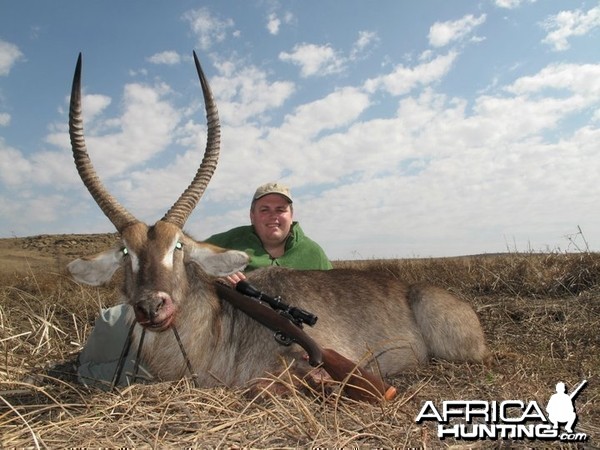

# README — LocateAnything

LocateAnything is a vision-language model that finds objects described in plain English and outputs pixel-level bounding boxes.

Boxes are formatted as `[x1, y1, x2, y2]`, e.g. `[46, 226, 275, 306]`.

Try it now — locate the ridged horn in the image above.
[162, 50, 221, 228]
[69, 53, 138, 233]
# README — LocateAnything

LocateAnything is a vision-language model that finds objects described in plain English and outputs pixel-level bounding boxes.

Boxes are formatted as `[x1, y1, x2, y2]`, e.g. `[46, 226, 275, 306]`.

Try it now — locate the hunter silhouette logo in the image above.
[546, 380, 586, 434]
[415, 379, 588, 442]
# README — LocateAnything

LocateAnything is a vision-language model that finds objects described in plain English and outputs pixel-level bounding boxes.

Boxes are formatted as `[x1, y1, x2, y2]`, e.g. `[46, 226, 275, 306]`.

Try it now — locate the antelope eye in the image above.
[121, 247, 129, 256]
[175, 242, 183, 250]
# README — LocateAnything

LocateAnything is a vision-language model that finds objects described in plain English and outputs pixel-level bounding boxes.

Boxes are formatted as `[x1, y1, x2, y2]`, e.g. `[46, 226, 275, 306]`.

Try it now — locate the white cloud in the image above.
[364, 51, 458, 96]
[147, 51, 181, 65]
[210, 61, 295, 126]
[266, 11, 294, 35]
[274, 86, 370, 140]
[428, 14, 487, 48]
[354, 30, 377, 51]
[114, 146, 207, 220]
[0, 112, 10, 126]
[81, 94, 112, 124]
[182, 7, 235, 50]
[0, 141, 32, 186]
[0, 40, 24, 76]
[418, 49, 434, 62]
[279, 43, 345, 77]
[0, 138, 75, 188]
[46, 82, 180, 180]
[494, 0, 536, 9]
[350, 30, 379, 60]
[506, 62, 600, 98]
[541, 4, 600, 51]
[266, 13, 280, 35]
[279, 30, 378, 77]
[184, 87, 373, 205]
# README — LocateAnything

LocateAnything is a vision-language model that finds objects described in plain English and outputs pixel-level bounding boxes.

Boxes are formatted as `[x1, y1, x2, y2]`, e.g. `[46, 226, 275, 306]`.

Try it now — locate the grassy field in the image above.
[1, 234, 598, 448]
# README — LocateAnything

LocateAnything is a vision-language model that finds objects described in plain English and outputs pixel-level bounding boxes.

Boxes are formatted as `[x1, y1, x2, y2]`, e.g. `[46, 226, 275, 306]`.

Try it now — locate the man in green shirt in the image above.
[76, 182, 331, 387]
[209, 181, 331, 278]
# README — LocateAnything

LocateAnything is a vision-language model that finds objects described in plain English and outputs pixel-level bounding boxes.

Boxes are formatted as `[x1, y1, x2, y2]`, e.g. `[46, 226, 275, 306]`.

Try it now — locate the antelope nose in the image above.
[135, 292, 170, 320]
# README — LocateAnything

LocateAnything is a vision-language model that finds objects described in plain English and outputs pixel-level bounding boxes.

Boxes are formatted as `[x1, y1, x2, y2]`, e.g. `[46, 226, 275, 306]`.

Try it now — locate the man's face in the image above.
[250, 194, 293, 248]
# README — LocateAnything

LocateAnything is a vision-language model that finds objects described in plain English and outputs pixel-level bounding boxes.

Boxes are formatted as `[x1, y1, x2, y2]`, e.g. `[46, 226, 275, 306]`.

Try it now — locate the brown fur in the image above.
[117, 242, 489, 388]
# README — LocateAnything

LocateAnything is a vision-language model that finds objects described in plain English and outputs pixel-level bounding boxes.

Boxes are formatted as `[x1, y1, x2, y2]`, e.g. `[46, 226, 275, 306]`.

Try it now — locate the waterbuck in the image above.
[67, 52, 489, 396]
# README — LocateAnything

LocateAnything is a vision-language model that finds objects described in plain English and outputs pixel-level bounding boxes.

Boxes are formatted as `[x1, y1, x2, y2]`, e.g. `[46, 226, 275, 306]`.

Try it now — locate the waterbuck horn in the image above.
[162, 50, 221, 228]
[69, 53, 138, 233]
[68, 51, 220, 232]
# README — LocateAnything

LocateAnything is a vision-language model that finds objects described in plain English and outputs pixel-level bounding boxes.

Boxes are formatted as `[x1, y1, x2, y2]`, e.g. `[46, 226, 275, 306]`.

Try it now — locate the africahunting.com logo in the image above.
[415, 380, 588, 442]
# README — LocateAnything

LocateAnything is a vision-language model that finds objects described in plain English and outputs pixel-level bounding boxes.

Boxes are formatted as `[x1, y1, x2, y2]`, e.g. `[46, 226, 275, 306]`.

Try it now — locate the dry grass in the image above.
[1, 237, 599, 448]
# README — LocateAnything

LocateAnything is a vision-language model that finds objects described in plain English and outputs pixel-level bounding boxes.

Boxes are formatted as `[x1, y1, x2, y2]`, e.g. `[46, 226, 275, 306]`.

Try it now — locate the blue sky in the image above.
[1, 0, 599, 259]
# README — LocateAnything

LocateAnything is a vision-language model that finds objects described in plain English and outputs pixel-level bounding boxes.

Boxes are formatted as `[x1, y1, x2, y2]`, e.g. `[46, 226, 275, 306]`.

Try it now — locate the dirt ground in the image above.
[1, 233, 598, 448]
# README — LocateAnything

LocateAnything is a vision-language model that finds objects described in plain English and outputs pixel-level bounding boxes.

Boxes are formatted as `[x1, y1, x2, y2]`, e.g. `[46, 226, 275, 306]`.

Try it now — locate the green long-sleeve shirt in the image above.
[205, 222, 332, 272]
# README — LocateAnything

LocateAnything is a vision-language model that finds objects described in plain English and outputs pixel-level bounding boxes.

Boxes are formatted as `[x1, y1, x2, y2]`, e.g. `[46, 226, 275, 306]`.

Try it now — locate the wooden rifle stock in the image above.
[215, 282, 397, 403]
[320, 348, 397, 403]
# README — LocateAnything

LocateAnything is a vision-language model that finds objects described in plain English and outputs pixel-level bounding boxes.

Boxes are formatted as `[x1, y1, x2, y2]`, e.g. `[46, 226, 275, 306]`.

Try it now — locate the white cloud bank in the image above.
[541, 3, 600, 51]
[428, 14, 487, 48]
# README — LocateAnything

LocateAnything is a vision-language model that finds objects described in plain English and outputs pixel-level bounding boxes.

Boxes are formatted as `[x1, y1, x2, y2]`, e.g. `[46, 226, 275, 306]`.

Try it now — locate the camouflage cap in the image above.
[252, 182, 293, 203]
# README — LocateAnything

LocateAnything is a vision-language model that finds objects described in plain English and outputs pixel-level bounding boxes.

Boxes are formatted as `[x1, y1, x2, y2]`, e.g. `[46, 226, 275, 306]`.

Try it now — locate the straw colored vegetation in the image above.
[1, 234, 598, 448]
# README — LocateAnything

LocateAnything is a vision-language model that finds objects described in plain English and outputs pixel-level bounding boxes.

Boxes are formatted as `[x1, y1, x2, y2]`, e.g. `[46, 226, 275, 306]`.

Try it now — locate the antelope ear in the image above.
[188, 242, 249, 276]
[67, 248, 124, 286]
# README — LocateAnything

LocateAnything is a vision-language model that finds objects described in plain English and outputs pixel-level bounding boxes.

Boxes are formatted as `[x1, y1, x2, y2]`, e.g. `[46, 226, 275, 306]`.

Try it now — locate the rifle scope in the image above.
[236, 280, 318, 327]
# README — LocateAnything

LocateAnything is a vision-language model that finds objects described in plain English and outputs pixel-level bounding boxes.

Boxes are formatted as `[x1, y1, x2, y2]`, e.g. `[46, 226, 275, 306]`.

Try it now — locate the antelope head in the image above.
[67, 52, 248, 331]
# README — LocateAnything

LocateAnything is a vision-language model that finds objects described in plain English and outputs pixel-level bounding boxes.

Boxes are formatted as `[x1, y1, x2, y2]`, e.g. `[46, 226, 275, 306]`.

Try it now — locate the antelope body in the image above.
[68, 53, 488, 391]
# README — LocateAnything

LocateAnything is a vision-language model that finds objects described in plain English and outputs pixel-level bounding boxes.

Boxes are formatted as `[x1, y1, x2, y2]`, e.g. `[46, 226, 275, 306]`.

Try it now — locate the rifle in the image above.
[569, 379, 587, 400]
[215, 281, 397, 403]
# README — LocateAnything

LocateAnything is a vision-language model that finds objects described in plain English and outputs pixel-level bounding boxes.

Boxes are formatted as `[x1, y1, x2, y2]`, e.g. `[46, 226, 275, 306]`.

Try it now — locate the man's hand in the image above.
[224, 271, 247, 286]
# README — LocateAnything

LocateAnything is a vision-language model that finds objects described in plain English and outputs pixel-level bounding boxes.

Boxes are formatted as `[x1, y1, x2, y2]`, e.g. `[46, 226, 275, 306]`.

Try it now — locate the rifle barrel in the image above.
[569, 379, 587, 400]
